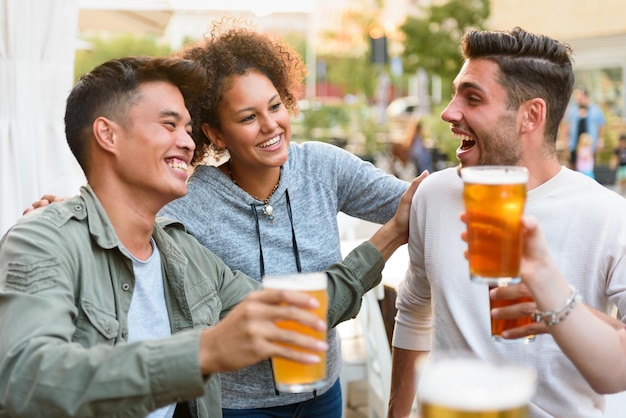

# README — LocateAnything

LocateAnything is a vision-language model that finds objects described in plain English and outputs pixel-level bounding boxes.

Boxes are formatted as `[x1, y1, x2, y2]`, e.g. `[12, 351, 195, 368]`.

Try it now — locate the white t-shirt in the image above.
[127, 239, 175, 418]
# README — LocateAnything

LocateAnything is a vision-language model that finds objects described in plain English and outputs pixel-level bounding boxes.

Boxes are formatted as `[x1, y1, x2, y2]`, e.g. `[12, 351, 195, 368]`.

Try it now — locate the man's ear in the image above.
[93, 117, 119, 154]
[201, 123, 226, 149]
[520, 98, 546, 135]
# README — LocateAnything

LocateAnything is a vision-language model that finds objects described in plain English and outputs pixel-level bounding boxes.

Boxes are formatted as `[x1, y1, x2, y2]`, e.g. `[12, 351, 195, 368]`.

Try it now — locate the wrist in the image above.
[199, 329, 218, 375]
[369, 220, 406, 261]
[524, 256, 567, 304]
[532, 285, 582, 327]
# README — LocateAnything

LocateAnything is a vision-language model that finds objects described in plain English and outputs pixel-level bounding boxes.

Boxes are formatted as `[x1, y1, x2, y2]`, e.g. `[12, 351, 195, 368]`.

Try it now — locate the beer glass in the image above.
[461, 166, 529, 286]
[262, 272, 328, 393]
[489, 285, 535, 343]
[417, 355, 537, 418]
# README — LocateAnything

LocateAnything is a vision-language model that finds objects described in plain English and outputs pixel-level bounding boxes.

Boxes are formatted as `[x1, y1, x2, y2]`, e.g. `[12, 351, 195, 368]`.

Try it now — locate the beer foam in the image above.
[461, 166, 528, 185]
[262, 272, 328, 290]
[417, 357, 536, 411]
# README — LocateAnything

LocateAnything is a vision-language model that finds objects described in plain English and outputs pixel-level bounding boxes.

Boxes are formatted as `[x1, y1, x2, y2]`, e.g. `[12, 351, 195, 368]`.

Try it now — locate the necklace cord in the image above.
[251, 204, 266, 278]
[285, 190, 302, 273]
[251, 191, 301, 278]
[252, 190, 302, 397]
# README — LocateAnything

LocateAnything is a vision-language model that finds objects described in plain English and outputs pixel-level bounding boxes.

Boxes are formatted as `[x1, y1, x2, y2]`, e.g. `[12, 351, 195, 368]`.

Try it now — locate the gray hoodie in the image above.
[160, 140, 408, 410]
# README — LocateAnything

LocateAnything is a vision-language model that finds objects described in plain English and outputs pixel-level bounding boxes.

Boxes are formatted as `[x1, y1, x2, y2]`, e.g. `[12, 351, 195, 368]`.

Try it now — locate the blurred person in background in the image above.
[565, 85, 606, 170]
[403, 117, 433, 176]
[575, 132, 595, 178]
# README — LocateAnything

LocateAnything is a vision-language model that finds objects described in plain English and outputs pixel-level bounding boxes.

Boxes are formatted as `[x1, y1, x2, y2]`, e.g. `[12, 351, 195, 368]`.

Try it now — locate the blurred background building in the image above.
[75, 0, 626, 149]
[490, 0, 626, 127]
[75, 0, 626, 118]
[2, 0, 626, 234]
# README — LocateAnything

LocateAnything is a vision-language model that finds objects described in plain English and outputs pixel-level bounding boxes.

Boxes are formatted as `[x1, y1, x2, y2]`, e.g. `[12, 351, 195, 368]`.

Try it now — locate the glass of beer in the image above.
[461, 165, 529, 286]
[417, 355, 537, 418]
[262, 272, 328, 393]
[489, 285, 535, 343]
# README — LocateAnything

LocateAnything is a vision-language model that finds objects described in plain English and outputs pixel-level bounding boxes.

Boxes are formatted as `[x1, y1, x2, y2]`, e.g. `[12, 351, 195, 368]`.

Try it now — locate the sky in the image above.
[172, 0, 316, 15]
[79, 0, 316, 16]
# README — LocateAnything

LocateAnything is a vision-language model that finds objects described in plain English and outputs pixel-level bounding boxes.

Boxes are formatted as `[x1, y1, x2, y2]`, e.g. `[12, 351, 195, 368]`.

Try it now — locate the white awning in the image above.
[0, 0, 86, 236]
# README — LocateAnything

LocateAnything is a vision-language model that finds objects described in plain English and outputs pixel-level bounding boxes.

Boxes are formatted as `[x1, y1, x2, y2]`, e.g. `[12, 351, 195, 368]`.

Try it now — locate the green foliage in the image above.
[74, 35, 172, 81]
[281, 31, 308, 65]
[315, 3, 386, 98]
[357, 110, 387, 156]
[293, 100, 352, 141]
[319, 55, 378, 97]
[292, 99, 385, 157]
[597, 110, 623, 165]
[305, 102, 351, 133]
[400, 0, 490, 99]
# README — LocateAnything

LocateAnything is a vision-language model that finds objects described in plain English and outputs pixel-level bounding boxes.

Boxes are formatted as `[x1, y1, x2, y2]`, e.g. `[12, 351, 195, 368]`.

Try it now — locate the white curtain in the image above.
[0, 0, 85, 236]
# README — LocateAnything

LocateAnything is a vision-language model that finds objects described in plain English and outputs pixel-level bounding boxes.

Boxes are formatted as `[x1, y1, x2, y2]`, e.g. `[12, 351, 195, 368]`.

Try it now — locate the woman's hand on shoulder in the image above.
[23, 195, 66, 215]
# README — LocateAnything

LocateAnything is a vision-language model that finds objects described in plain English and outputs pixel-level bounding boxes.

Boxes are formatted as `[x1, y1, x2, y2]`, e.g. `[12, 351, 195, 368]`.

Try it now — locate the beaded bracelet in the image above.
[532, 285, 583, 327]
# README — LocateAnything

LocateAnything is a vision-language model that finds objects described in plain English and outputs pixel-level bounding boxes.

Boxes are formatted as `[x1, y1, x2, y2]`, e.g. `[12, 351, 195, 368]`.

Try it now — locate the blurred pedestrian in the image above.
[403, 117, 433, 175]
[575, 132, 595, 178]
[565, 85, 606, 170]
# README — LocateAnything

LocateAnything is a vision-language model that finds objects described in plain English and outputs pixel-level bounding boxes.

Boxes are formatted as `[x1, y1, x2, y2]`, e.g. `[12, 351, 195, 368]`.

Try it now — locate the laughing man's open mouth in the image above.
[459, 137, 476, 151]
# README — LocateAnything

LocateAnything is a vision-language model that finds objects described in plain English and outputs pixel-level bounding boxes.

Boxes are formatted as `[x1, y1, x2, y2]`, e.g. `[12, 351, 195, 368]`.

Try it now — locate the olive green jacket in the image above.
[0, 185, 384, 418]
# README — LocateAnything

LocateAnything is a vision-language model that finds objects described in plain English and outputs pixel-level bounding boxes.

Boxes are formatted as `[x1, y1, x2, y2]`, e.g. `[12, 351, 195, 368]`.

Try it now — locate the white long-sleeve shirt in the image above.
[394, 166, 626, 418]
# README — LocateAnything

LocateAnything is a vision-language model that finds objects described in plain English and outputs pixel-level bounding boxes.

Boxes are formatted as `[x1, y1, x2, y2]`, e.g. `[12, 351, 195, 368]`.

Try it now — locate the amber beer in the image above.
[418, 357, 536, 418]
[262, 272, 328, 393]
[461, 166, 529, 286]
[489, 285, 535, 343]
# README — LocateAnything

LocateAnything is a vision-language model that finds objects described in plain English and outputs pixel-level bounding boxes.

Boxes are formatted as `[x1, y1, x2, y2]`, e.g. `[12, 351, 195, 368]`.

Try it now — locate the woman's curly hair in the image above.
[179, 22, 306, 165]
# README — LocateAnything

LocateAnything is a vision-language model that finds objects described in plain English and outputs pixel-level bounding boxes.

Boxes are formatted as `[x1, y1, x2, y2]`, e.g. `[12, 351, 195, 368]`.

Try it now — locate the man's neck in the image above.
[91, 183, 158, 260]
[525, 158, 562, 190]
[110, 208, 155, 260]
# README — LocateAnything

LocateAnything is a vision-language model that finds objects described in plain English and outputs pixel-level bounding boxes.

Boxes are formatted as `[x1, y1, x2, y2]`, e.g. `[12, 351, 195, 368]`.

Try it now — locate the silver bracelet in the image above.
[532, 285, 583, 327]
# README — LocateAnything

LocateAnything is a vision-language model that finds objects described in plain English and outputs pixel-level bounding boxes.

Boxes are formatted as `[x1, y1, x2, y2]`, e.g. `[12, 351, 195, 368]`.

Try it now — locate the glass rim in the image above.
[416, 355, 537, 411]
[460, 165, 529, 184]
[261, 272, 328, 290]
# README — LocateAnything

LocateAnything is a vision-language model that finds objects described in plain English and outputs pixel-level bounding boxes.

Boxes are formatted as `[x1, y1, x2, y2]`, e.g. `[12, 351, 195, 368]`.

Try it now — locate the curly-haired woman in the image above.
[159, 23, 413, 418]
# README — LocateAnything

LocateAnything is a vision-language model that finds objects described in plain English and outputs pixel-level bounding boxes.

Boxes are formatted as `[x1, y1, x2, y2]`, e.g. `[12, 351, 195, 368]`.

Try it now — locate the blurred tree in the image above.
[399, 0, 489, 163]
[400, 0, 490, 99]
[281, 31, 308, 66]
[316, 54, 378, 98]
[74, 35, 172, 81]
[316, 2, 384, 98]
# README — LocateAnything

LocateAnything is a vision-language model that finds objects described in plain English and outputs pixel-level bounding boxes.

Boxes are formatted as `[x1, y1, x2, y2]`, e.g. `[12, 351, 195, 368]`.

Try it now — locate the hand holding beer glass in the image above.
[461, 166, 535, 342]
[417, 355, 537, 417]
[262, 272, 328, 393]
[489, 285, 535, 343]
